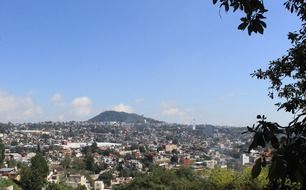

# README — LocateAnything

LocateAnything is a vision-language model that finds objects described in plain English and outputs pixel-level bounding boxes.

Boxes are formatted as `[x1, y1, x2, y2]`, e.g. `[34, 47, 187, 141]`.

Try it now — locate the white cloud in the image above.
[112, 104, 133, 113]
[71, 96, 92, 117]
[162, 107, 185, 116]
[51, 93, 64, 106]
[0, 91, 43, 122]
[57, 114, 65, 121]
[21, 97, 43, 117]
[157, 102, 192, 124]
[135, 98, 144, 103]
[160, 102, 186, 116]
[0, 92, 17, 113]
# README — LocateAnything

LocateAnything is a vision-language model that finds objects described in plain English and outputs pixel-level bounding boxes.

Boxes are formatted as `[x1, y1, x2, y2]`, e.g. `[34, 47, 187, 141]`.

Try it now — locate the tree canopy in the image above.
[20, 154, 49, 190]
[114, 167, 268, 190]
[0, 178, 20, 190]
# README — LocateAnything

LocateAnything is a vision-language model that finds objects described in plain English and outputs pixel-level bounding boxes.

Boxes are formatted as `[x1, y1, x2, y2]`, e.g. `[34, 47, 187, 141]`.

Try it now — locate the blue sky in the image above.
[0, 1, 301, 125]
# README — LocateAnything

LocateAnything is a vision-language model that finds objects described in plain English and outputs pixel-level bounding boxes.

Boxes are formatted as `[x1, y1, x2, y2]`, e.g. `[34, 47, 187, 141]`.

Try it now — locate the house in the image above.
[47, 170, 61, 184]
[0, 168, 19, 181]
[0, 185, 13, 190]
[165, 144, 177, 153]
[94, 181, 104, 190]
[65, 174, 88, 189]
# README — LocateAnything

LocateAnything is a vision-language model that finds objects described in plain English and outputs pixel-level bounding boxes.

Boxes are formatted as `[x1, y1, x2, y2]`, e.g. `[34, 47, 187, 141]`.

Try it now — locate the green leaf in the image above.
[248, 24, 254, 35]
[268, 157, 287, 181]
[240, 17, 248, 22]
[266, 123, 278, 132]
[238, 22, 248, 30]
[271, 135, 279, 149]
[223, 2, 229, 12]
[252, 157, 262, 178]
[257, 25, 264, 34]
[257, 14, 266, 19]
[260, 21, 267, 28]
[257, 132, 266, 147]
[261, 157, 266, 167]
[248, 133, 258, 152]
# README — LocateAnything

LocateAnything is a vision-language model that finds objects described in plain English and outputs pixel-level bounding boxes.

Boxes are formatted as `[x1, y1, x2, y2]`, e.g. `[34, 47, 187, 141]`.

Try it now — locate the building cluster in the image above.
[0, 121, 258, 189]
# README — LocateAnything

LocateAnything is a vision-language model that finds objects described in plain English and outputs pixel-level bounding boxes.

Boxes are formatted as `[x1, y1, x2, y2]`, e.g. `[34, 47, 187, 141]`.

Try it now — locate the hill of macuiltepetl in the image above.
[88, 111, 163, 124]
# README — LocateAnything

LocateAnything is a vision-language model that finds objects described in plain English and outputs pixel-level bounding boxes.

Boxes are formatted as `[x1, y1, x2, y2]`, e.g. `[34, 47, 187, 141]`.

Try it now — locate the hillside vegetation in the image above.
[114, 167, 268, 190]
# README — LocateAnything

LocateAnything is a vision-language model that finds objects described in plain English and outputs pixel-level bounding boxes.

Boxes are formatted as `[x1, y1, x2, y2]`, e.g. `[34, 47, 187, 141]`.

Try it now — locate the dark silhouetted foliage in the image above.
[213, 0, 306, 189]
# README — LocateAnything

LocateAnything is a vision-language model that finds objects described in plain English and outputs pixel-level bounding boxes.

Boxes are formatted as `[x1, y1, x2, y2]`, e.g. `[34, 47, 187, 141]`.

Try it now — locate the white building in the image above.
[94, 181, 104, 190]
[242, 154, 250, 165]
[204, 160, 217, 169]
[66, 174, 87, 189]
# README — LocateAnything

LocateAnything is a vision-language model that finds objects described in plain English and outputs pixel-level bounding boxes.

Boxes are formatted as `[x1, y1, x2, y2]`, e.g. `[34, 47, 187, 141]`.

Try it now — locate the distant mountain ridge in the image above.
[88, 111, 163, 123]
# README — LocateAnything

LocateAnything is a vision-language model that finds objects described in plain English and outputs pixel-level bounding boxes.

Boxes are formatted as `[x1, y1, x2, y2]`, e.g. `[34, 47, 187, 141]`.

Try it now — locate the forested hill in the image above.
[88, 111, 163, 124]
